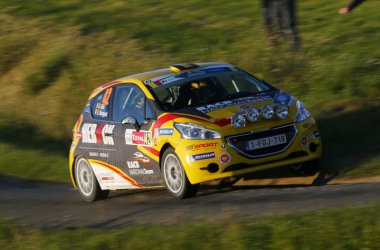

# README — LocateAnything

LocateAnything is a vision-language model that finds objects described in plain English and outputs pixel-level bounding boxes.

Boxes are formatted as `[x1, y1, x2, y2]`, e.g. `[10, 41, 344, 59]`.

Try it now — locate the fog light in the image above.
[262, 105, 274, 119]
[246, 108, 260, 122]
[232, 112, 246, 128]
[276, 105, 288, 119]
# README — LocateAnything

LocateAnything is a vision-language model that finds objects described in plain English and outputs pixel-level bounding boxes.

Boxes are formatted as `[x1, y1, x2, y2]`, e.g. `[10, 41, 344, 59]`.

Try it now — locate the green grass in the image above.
[0, 118, 69, 182]
[1, 203, 380, 249]
[0, 0, 379, 181]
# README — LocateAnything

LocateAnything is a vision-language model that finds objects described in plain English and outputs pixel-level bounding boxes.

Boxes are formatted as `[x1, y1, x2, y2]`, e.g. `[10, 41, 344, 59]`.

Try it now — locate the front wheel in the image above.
[74, 156, 109, 202]
[289, 159, 321, 176]
[161, 148, 199, 199]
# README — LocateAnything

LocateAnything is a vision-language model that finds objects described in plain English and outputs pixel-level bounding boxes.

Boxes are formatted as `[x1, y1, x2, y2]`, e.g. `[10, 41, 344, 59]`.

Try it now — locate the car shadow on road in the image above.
[195, 166, 341, 197]
[103, 167, 342, 200]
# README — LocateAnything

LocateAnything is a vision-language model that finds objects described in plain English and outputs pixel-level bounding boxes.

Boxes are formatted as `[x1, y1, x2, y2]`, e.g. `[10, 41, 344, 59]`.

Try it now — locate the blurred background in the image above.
[0, 0, 379, 183]
[0, 1, 379, 249]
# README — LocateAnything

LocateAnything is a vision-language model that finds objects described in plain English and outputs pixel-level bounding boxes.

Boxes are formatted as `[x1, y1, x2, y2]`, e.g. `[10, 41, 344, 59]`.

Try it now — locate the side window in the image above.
[145, 99, 154, 120]
[113, 85, 153, 124]
[91, 88, 113, 120]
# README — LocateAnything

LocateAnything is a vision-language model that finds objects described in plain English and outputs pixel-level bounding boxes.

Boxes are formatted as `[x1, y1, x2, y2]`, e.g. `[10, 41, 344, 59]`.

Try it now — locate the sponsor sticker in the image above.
[129, 169, 154, 175]
[88, 152, 108, 160]
[99, 173, 115, 182]
[143, 73, 174, 85]
[300, 135, 309, 147]
[186, 142, 218, 151]
[94, 103, 109, 117]
[101, 124, 115, 145]
[125, 129, 152, 146]
[126, 158, 154, 175]
[100, 152, 109, 158]
[218, 151, 231, 165]
[157, 128, 174, 136]
[133, 152, 150, 165]
[82, 123, 97, 144]
[191, 152, 215, 162]
[89, 152, 99, 157]
[127, 161, 140, 169]
[159, 67, 232, 85]
[143, 66, 233, 87]
[101, 176, 115, 181]
[196, 95, 272, 113]
[81, 123, 115, 145]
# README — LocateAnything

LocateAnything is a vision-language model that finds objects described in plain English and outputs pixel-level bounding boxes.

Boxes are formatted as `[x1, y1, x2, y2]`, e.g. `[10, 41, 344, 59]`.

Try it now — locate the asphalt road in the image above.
[0, 174, 379, 228]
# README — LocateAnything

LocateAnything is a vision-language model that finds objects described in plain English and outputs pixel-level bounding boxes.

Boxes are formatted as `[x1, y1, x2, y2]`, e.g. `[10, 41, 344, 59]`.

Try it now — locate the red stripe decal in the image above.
[172, 113, 230, 127]
[153, 80, 163, 86]
[152, 114, 180, 130]
[100, 80, 121, 89]
[92, 160, 143, 188]
[150, 114, 181, 139]
[171, 113, 210, 123]
[213, 118, 231, 127]
[142, 146, 160, 157]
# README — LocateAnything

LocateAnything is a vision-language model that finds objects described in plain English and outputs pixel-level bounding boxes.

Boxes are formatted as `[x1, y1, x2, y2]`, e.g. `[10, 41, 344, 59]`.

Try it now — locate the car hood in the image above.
[171, 91, 299, 132]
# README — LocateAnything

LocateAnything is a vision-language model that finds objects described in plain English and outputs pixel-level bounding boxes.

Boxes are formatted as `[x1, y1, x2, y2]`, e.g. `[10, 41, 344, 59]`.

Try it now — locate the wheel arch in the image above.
[70, 154, 84, 189]
[159, 143, 175, 170]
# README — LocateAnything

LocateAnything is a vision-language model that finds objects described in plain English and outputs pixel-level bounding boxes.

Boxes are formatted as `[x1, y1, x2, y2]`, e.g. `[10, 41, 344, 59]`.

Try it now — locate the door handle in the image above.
[105, 133, 113, 136]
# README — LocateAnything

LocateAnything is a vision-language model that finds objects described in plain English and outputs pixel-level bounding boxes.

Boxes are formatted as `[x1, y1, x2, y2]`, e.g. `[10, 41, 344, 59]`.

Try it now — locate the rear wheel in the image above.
[74, 156, 109, 202]
[161, 148, 199, 199]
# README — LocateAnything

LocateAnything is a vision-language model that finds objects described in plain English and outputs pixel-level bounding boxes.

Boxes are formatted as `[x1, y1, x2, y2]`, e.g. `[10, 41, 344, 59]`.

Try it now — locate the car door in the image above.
[111, 84, 162, 186]
[78, 86, 130, 189]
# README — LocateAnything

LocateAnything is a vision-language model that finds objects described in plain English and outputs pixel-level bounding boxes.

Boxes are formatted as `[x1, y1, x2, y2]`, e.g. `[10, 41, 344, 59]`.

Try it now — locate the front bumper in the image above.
[177, 118, 322, 184]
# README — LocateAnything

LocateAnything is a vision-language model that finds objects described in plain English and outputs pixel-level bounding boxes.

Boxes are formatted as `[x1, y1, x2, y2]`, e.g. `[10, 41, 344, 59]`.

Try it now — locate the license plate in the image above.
[245, 134, 287, 151]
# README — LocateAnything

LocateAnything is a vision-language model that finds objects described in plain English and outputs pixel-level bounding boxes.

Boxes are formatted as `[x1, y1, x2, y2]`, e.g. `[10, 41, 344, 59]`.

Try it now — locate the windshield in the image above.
[149, 70, 273, 111]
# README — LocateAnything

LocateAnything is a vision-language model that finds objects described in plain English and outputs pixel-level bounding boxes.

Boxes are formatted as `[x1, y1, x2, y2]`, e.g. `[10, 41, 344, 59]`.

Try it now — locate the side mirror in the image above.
[121, 117, 140, 131]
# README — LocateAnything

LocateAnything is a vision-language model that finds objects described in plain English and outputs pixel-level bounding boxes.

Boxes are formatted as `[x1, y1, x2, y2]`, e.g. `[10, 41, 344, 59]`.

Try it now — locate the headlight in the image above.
[262, 105, 274, 119]
[174, 123, 221, 140]
[276, 105, 288, 119]
[295, 100, 311, 122]
[232, 111, 246, 128]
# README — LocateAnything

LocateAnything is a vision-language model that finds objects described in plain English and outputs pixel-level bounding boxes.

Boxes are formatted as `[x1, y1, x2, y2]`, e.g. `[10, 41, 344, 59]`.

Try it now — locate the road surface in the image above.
[1, 174, 379, 228]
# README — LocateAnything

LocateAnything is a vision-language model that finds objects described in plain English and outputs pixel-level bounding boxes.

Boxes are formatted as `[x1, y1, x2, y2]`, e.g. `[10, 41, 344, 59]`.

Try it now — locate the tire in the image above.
[161, 148, 199, 199]
[74, 156, 109, 202]
[289, 160, 321, 176]
[304, 159, 321, 175]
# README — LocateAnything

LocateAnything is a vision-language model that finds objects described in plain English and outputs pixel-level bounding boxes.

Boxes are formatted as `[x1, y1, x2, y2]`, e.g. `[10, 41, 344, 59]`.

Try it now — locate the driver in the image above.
[190, 80, 215, 105]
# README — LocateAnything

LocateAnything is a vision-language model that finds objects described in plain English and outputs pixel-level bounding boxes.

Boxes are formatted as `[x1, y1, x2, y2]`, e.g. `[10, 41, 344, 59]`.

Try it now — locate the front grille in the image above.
[226, 124, 297, 158]
[222, 151, 307, 172]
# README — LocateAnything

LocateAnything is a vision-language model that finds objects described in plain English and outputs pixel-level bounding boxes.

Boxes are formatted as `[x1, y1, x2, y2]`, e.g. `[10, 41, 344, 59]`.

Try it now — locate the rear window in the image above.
[91, 88, 113, 120]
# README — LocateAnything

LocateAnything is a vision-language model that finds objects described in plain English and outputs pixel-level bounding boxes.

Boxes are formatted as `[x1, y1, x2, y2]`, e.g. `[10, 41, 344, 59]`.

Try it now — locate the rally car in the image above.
[69, 62, 322, 201]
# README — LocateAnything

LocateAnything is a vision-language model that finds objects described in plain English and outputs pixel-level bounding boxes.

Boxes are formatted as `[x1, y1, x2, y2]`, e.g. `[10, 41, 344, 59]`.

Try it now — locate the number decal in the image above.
[102, 88, 113, 105]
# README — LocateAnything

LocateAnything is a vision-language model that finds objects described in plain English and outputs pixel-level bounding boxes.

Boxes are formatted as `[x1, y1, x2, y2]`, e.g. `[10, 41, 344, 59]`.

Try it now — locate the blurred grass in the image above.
[0, 0, 379, 181]
[1, 203, 380, 249]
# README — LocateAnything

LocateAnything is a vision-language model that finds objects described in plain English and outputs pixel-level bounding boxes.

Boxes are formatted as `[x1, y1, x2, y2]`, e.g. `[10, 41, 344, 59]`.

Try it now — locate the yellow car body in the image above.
[69, 62, 321, 201]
